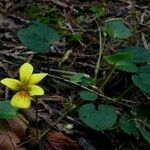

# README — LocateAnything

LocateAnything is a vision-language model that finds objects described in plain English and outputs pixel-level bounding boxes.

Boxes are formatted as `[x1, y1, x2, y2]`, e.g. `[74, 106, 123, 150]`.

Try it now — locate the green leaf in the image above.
[138, 65, 150, 74]
[90, 4, 105, 17]
[67, 33, 82, 42]
[80, 77, 94, 86]
[17, 21, 59, 53]
[79, 104, 117, 130]
[62, 73, 85, 83]
[104, 19, 132, 39]
[131, 105, 150, 127]
[118, 47, 150, 63]
[119, 114, 139, 138]
[137, 125, 150, 143]
[104, 53, 133, 65]
[139, 73, 150, 85]
[115, 61, 138, 73]
[79, 90, 98, 101]
[132, 74, 150, 94]
[0, 101, 18, 119]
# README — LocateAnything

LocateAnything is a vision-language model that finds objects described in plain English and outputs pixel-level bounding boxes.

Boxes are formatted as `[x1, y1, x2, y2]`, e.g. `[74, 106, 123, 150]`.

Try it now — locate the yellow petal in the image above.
[10, 91, 31, 109]
[1, 78, 22, 90]
[20, 63, 33, 83]
[28, 73, 48, 84]
[28, 85, 44, 96]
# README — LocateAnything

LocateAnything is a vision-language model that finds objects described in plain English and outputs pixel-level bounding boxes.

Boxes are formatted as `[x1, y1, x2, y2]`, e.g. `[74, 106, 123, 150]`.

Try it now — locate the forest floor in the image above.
[0, 0, 150, 150]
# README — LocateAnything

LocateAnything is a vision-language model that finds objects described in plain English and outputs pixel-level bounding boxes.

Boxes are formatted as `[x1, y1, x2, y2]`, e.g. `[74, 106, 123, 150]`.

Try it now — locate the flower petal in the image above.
[10, 91, 31, 109]
[1, 78, 23, 90]
[28, 85, 44, 96]
[20, 63, 33, 83]
[28, 73, 48, 84]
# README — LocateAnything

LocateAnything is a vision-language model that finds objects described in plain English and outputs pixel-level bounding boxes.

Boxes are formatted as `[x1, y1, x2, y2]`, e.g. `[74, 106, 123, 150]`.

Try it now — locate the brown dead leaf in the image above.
[46, 131, 79, 150]
[6, 115, 28, 138]
[0, 115, 28, 149]
[0, 116, 28, 139]
[0, 130, 26, 150]
[0, 130, 23, 150]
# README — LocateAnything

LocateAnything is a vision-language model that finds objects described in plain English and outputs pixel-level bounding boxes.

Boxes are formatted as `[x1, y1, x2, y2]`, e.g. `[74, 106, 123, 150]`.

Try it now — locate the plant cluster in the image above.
[0, 18, 150, 144]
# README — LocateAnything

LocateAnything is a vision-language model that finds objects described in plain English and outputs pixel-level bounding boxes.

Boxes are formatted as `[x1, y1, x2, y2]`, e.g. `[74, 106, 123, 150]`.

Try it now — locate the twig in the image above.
[18, 137, 37, 147]
[39, 111, 68, 139]
[47, 0, 78, 13]
[39, 100, 84, 127]
[140, 10, 149, 49]
[48, 74, 133, 107]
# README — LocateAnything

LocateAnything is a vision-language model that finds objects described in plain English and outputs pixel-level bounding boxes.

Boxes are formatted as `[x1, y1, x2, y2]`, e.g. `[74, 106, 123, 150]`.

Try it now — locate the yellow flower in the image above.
[1, 63, 47, 109]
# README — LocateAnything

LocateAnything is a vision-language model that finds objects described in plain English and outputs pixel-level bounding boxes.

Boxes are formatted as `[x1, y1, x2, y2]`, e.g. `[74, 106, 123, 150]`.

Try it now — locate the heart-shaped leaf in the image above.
[79, 104, 117, 131]
[62, 74, 85, 83]
[104, 19, 132, 39]
[17, 21, 59, 53]
[138, 73, 150, 85]
[138, 65, 150, 74]
[132, 74, 150, 94]
[104, 53, 133, 65]
[79, 90, 98, 101]
[118, 47, 150, 63]
[115, 61, 138, 73]
[0, 101, 18, 119]
[119, 114, 139, 138]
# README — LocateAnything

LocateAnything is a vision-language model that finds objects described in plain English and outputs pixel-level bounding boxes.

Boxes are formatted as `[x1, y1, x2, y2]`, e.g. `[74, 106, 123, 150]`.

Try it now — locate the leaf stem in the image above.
[95, 20, 103, 81]
[117, 83, 134, 101]
[100, 66, 116, 90]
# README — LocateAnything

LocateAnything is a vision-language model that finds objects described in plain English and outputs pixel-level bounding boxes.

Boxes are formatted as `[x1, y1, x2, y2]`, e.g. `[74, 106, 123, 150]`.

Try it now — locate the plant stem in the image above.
[117, 83, 134, 101]
[95, 20, 103, 81]
[100, 66, 116, 90]
[49, 68, 89, 78]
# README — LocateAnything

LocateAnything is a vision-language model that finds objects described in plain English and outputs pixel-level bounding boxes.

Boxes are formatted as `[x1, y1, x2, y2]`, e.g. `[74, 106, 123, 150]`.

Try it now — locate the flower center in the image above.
[19, 90, 30, 98]
[19, 83, 29, 92]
